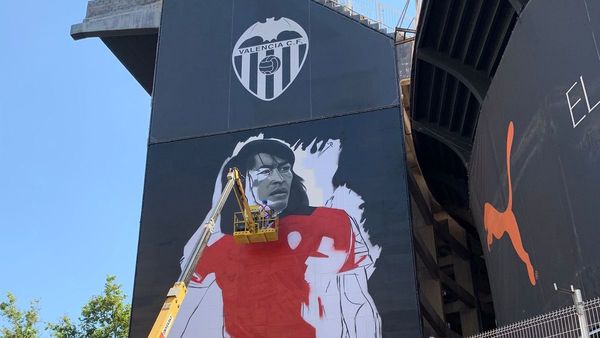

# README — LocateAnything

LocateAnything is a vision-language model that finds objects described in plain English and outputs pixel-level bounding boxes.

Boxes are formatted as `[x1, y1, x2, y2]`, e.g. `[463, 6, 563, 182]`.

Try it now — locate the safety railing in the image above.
[468, 297, 600, 338]
[315, 0, 419, 34]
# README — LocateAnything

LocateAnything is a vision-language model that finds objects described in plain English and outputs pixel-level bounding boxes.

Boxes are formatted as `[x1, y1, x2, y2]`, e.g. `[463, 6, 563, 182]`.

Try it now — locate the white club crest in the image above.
[232, 17, 309, 101]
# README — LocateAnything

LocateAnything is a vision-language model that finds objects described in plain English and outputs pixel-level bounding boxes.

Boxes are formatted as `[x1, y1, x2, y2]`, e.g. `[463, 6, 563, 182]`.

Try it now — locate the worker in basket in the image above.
[258, 199, 274, 228]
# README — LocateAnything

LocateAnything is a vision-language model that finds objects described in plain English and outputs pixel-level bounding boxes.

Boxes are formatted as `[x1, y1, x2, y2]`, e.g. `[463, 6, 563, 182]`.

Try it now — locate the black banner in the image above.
[149, 0, 398, 143]
[469, 0, 600, 325]
[132, 0, 420, 336]
[131, 109, 421, 337]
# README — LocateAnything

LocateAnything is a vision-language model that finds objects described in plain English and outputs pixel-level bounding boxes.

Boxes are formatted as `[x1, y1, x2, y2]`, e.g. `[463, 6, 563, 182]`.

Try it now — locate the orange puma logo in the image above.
[484, 121, 536, 286]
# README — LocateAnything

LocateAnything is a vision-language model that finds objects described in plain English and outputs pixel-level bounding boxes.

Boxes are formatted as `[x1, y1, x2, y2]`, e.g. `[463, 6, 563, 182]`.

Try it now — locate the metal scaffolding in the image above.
[317, 0, 418, 32]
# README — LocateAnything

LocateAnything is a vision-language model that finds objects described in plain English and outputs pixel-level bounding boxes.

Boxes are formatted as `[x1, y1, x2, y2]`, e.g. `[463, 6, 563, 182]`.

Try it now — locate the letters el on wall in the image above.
[469, 0, 600, 325]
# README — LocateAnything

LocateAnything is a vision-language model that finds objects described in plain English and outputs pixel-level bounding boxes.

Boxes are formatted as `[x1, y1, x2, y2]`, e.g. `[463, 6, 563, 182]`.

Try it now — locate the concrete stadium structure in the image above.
[74, 0, 600, 337]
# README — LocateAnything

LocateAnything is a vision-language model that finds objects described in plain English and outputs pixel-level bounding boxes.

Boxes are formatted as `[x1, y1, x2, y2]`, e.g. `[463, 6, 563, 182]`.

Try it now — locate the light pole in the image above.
[554, 283, 590, 338]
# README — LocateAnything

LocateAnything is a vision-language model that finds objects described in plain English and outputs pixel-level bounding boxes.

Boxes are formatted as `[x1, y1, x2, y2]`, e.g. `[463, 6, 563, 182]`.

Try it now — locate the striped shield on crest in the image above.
[232, 17, 309, 102]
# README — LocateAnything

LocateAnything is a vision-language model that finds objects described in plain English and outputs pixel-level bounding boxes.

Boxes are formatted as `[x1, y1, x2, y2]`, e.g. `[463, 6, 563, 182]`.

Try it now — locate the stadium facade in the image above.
[72, 0, 600, 336]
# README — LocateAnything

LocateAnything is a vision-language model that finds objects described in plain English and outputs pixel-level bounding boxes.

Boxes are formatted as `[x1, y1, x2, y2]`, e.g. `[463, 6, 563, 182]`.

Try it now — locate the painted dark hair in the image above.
[221, 139, 310, 212]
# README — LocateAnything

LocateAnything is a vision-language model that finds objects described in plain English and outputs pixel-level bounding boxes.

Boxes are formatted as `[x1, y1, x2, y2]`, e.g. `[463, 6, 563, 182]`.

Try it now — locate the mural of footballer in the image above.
[170, 136, 382, 338]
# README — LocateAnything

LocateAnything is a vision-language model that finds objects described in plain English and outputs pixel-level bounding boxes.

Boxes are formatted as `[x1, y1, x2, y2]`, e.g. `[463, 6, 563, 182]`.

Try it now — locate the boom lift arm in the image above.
[148, 167, 279, 337]
[148, 168, 240, 338]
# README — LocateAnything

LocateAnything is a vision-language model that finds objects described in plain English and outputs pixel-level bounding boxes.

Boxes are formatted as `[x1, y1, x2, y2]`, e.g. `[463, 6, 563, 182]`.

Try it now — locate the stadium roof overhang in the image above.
[410, 0, 528, 229]
[71, 0, 399, 97]
[70, 0, 162, 94]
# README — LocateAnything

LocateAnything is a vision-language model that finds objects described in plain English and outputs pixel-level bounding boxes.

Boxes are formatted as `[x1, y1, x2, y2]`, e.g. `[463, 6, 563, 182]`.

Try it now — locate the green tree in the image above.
[0, 292, 40, 338]
[45, 316, 77, 338]
[47, 275, 130, 338]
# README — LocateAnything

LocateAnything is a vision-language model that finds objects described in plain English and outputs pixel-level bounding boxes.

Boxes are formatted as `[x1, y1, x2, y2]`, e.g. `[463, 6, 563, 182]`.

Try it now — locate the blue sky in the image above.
[0, 0, 415, 335]
[0, 1, 150, 332]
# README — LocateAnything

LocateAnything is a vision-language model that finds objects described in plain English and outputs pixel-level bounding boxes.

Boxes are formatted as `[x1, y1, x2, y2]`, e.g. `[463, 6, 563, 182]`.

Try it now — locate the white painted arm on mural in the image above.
[169, 273, 227, 338]
[179, 212, 223, 273]
[338, 216, 381, 338]
[338, 269, 382, 338]
[180, 164, 229, 273]
[172, 210, 226, 338]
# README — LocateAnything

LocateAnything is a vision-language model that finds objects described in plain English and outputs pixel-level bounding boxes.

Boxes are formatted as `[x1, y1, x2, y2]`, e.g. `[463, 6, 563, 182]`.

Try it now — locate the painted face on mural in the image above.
[172, 136, 385, 338]
[247, 153, 293, 213]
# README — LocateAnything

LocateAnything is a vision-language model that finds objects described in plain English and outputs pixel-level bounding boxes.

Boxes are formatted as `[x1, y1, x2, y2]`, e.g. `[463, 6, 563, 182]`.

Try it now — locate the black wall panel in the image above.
[469, 0, 600, 325]
[132, 0, 419, 336]
[149, 0, 397, 143]
[131, 109, 421, 337]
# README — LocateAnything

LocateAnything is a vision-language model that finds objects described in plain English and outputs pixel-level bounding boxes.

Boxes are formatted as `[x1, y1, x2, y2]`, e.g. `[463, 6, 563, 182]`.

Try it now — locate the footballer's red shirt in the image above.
[192, 207, 361, 338]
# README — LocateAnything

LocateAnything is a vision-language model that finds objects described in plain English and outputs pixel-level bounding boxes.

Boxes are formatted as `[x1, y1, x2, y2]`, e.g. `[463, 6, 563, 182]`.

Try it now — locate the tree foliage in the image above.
[1, 275, 130, 338]
[45, 315, 78, 338]
[0, 292, 40, 338]
[46, 275, 130, 338]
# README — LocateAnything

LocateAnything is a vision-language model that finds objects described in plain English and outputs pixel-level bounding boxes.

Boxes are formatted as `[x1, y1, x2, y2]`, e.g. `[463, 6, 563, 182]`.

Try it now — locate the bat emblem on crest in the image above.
[232, 17, 309, 101]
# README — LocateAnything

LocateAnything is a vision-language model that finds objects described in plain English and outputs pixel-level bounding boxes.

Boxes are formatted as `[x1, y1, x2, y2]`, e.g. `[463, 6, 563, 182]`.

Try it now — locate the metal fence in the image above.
[469, 297, 600, 338]
[320, 0, 419, 32]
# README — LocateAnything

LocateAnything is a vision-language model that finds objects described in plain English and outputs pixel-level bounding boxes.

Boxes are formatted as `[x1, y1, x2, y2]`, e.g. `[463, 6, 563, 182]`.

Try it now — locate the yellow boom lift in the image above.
[148, 168, 278, 338]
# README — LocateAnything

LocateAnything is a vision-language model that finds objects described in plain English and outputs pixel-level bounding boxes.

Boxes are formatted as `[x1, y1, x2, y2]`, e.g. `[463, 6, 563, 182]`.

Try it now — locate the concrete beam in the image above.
[71, 0, 162, 40]
[417, 47, 490, 103]
[507, 0, 525, 15]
